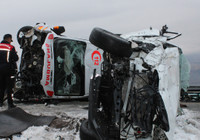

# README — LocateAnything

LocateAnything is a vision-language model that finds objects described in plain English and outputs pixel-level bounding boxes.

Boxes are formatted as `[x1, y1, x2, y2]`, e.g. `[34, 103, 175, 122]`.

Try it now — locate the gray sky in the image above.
[0, 0, 200, 55]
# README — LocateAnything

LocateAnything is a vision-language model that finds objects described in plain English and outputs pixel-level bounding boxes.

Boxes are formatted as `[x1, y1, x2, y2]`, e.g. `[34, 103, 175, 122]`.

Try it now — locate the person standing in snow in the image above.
[0, 34, 18, 109]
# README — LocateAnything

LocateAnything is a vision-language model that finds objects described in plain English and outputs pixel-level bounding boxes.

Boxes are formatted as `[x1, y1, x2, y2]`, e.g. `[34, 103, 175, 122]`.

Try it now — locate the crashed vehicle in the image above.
[80, 26, 187, 140]
[14, 23, 103, 100]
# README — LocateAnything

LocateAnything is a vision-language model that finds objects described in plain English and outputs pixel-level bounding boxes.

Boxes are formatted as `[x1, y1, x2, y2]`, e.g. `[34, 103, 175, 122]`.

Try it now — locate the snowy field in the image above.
[0, 101, 200, 140]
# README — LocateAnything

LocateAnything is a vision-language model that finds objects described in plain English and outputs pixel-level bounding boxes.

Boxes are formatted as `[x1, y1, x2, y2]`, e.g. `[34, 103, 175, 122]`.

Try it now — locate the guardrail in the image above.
[188, 86, 200, 91]
[181, 86, 200, 102]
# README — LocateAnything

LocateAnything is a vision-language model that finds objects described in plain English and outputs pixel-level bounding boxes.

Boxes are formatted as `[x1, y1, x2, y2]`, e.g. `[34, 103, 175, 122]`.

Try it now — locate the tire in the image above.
[17, 26, 33, 45]
[80, 120, 97, 140]
[89, 27, 132, 57]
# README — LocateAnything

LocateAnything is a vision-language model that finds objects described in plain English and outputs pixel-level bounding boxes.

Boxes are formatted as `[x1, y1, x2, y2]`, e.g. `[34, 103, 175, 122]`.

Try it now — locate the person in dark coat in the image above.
[0, 34, 19, 109]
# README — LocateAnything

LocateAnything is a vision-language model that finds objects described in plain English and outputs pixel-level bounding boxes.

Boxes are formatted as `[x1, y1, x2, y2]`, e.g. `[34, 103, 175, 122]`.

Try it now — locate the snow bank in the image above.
[174, 109, 200, 140]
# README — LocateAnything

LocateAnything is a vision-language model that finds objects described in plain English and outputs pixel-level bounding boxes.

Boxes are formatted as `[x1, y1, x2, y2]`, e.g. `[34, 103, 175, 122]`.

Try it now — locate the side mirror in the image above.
[52, 26, 65, 35]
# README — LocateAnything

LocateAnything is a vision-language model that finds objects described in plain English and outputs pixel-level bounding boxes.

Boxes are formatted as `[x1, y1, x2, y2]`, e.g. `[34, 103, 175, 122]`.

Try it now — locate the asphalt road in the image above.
[181, 102, 200, 112]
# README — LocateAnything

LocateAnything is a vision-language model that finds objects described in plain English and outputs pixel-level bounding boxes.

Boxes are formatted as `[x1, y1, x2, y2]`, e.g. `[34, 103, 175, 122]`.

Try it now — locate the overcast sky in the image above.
[0, 0, 200, 55]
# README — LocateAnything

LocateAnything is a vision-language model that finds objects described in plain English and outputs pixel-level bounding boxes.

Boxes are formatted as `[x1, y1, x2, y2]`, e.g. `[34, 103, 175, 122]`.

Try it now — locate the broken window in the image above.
[54, 38, 86, 96]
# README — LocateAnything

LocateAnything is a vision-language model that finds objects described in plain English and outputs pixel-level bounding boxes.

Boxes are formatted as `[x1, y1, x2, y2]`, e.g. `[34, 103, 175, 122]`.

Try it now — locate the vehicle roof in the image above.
[50, 31, 90, 44]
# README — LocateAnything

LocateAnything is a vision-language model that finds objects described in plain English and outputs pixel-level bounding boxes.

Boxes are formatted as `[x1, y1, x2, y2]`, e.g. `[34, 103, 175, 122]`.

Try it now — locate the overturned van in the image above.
[14, 23, 103, 100]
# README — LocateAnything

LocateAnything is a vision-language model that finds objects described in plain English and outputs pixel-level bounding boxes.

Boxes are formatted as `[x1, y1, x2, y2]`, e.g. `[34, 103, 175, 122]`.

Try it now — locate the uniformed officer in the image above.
[0, 34, 18, 109]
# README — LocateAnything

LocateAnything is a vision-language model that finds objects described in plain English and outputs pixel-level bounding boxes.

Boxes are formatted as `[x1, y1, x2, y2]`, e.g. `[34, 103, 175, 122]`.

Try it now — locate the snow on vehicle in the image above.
[14, 23, 103, 100]
[80, 26, 187, 140]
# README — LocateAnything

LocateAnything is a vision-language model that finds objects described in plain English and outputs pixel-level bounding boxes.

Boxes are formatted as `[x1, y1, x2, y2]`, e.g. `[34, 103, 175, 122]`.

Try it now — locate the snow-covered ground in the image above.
[0, 101, 88, 140]
[0, 101, 200, 140]
[174, 108, 200, 140]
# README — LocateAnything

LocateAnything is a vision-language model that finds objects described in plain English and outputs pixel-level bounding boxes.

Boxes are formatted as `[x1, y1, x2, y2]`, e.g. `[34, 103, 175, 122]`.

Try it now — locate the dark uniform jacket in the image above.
[0, 41, 19, 75]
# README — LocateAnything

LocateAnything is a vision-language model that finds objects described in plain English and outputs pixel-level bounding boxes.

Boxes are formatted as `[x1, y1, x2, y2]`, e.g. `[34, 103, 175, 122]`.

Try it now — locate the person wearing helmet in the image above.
[0, 34, 19, 109]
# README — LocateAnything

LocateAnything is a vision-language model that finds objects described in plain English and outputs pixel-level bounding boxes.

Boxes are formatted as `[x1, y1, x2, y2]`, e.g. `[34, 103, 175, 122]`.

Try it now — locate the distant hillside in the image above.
[185, 54, 200, 86]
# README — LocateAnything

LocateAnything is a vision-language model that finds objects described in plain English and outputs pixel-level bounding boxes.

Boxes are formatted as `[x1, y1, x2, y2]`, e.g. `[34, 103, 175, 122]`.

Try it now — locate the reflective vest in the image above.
[0, 43, 14, 63]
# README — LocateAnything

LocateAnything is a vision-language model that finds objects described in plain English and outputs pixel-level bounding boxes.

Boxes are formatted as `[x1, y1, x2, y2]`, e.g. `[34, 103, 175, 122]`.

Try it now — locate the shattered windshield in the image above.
[54, 38, 86, 96]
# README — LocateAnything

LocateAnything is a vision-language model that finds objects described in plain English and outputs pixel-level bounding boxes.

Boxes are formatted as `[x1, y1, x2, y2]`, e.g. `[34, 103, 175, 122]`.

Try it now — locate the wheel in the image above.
[80, 120, 97, 140]
[89, 27, 132, 57]
[17, 26, 33, 45]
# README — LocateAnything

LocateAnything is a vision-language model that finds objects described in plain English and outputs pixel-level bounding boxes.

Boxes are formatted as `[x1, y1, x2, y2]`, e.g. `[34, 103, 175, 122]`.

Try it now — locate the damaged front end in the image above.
[14, 23, 67, 100]
[15, 24, 48, 100]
